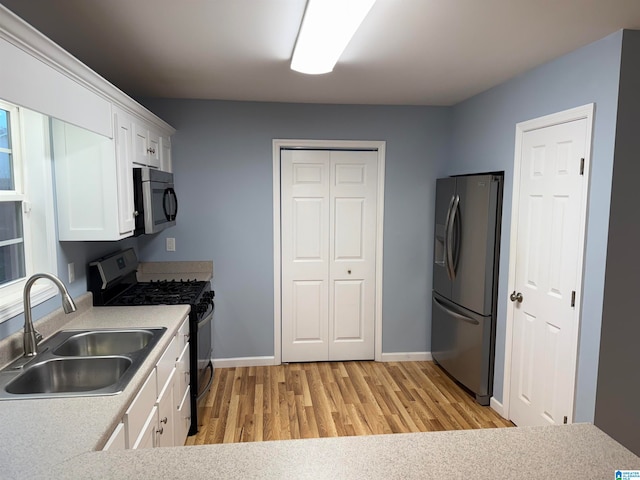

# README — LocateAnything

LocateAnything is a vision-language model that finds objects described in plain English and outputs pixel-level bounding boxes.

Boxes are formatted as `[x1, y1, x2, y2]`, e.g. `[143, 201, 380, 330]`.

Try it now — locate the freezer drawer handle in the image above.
[433, 296, 480, 325]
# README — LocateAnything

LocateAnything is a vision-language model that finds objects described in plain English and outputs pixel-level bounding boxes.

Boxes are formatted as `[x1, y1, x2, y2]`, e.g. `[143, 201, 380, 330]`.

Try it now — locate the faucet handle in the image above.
[34, 330, 43, 343]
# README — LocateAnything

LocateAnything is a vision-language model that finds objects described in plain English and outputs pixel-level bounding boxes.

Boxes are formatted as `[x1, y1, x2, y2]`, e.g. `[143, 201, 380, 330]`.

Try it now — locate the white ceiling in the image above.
[2, 0, 640, 106]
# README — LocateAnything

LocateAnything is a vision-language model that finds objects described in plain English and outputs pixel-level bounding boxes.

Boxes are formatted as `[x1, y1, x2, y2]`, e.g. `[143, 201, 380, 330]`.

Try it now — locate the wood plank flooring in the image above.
[186, 361, 513, 445]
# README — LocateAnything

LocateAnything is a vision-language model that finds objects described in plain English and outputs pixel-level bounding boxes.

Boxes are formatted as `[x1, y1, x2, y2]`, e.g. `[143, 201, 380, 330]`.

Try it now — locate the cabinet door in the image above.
[52, 119, 129, 241]
[160, 135, 172, 172]
[175, 316, 190, 403]
[124, 368, 157, 448]
[103, 422, 126, 451]
[133, 122, 150, 167]
[175, 386, 191, 446]
[147, 130, 161, 169]
[114, 108, 135, 235]
[132, 405, 158, 449]
[157, 335, 178, 393]
[156, 368, 176, 448]
[175, 342, 190, 408]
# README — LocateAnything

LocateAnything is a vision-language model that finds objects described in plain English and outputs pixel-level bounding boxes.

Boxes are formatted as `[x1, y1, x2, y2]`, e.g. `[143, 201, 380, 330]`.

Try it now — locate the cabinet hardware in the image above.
[160, 416, 168, 424]
[156, 425, 164, 435]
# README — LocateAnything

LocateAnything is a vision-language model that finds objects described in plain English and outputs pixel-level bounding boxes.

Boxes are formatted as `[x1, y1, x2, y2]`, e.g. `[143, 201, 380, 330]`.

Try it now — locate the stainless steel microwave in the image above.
[133, 167, 177, 235]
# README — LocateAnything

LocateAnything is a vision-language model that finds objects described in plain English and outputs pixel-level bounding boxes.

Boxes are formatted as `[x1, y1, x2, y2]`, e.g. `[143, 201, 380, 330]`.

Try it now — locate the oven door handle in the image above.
[197, 360, 214, 401]
[197, 306, 214, 330]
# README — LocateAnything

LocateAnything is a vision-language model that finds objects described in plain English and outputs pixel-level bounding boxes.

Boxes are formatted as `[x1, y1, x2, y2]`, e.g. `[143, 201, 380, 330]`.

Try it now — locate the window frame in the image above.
[0, 100, 58, 322]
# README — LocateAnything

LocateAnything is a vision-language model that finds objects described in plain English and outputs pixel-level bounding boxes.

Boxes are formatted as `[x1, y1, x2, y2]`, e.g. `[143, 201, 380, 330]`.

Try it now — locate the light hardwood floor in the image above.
[186, 361, 513, 445]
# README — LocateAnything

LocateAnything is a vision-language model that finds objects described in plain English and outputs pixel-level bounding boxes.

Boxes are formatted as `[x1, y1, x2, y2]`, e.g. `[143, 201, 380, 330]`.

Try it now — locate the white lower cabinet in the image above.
[175, 386, 191, 446]
[107, 316, 190, 451]
[124, 368, 157, 449]
[156, 368, 177, 447]
[102, 422, 126, 451]
[134, 405, 158, 450]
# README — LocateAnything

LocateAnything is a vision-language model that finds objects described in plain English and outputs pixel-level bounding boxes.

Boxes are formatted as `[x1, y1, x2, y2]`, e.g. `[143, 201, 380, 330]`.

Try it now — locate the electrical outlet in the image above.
[166, 237, 176, 252]
[68, 262, 75, 283]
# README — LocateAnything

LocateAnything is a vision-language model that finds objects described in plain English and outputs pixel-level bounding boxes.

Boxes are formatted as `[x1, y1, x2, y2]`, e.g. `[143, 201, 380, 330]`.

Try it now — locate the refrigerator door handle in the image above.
[452, 194, 461, 273]
[433, 295, 480, 325]
[444, 195, 456, 280]
[446, 194, 460, 280]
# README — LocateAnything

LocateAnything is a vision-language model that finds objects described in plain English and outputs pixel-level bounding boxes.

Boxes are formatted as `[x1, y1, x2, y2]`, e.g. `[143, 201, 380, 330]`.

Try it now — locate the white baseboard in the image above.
[212, 356, 276, 368]
[380, 352, 432, 362]
[490, 397, 507, 418]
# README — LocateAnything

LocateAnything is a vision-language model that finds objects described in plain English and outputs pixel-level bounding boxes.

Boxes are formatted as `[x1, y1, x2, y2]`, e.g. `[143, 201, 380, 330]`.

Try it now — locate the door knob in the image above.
[510, 291, 523, 303]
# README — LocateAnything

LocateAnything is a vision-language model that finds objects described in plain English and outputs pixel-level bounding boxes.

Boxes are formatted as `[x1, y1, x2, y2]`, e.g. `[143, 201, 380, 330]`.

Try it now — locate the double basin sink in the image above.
[0, 328, 166, 400]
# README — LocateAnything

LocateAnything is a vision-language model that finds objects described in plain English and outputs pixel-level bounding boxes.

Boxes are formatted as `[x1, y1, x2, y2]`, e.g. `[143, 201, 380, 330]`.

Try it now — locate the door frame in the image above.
[502, 104, 594, 421]
[272, 139, 386, 365]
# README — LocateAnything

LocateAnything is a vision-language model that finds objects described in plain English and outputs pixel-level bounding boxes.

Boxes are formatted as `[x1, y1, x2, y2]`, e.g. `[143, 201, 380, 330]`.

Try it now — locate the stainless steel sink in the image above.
[5, 357, 132, 395]
[0, 327, 166, 400]
[53, 329, 155, 356]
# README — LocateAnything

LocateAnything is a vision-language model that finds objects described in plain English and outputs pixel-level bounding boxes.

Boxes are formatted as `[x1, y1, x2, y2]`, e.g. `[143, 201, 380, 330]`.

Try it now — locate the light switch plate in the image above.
[166, 237, 176, 252]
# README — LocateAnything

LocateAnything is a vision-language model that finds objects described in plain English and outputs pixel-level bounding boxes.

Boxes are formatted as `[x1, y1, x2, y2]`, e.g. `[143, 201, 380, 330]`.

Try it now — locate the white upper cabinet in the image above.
[160, 136, 172, 172]
[52, 118, 133, 241]
[133, 121, 162, 169]
[0, 4, 175, 241]
[114, 107, 137, 235]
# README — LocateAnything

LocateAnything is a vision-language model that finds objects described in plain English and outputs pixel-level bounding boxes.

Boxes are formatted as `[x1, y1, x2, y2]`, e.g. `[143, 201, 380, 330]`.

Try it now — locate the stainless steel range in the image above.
[87, 248, 214, 436]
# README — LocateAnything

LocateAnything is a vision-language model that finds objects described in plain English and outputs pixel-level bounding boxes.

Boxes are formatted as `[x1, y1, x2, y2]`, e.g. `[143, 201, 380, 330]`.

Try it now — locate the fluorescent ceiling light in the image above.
[291, 0, 376, 75]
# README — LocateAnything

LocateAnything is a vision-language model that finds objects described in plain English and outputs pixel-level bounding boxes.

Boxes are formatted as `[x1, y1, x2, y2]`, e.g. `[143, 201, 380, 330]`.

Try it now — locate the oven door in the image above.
[189, 304, 214, 435]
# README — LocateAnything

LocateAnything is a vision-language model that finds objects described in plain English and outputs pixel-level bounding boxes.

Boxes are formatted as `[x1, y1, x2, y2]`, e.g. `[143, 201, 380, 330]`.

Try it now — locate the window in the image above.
[0, 100, 58, 322]
[0, 105, 26, 286]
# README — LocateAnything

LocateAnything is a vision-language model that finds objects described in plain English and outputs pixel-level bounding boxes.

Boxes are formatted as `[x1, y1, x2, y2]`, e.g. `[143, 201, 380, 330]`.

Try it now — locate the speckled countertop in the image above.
[36, 424, 640, 479]
[0, 296, 190, 479]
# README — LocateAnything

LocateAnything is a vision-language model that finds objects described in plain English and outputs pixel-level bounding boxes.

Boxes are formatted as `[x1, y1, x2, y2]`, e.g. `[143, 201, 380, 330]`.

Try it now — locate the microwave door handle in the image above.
[162, 188, 171, 220]
[163, 188, 178, 221]
[169, 188, 178, 220]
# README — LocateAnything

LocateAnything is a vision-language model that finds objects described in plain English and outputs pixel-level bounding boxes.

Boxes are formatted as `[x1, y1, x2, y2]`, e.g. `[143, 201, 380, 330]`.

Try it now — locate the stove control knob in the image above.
[197, 303, 209, 314]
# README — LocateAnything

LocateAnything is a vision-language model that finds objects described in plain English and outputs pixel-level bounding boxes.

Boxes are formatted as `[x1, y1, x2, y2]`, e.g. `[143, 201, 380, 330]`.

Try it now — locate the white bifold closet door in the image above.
[281, 149, 378, 362]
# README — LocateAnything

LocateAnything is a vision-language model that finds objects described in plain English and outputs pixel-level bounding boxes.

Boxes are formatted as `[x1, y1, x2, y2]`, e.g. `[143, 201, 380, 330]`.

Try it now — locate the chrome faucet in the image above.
[23, 273, 77, 357]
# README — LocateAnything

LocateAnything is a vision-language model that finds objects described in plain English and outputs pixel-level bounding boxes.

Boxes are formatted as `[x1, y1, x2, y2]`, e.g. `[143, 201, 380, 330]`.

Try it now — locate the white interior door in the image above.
[508, 116, 588, 426]
[281, 150, 330, 362]
[281, 149, 377, 362]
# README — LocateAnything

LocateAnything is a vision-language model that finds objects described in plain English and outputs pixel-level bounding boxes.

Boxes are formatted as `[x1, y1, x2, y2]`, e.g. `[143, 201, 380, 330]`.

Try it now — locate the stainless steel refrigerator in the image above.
[431, 173, 503, 405]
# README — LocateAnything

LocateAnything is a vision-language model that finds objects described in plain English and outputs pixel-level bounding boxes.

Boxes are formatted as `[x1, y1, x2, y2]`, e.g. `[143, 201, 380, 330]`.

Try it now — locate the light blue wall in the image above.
[136, 100, 451, 359]
[448, 31, 623, 422]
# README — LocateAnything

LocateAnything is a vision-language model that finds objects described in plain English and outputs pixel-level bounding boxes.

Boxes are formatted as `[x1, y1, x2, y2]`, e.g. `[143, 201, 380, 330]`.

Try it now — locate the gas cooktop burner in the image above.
[112, 280, 208, 306]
